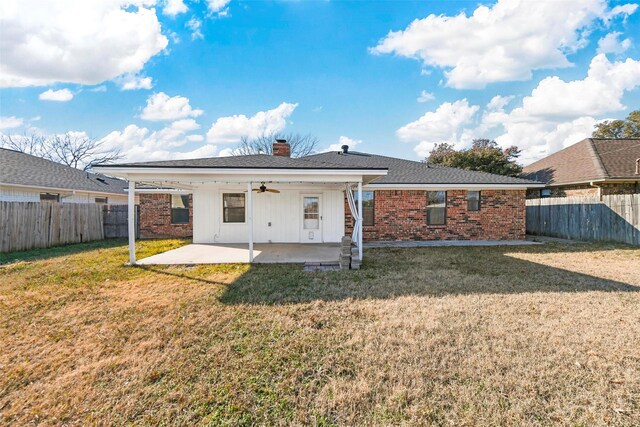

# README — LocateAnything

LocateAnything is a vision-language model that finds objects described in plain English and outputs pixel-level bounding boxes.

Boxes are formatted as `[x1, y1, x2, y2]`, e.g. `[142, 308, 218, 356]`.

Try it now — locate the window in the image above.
[223, 193, 245, 223]
[426, 191, 446, 225]
[171, 194, 190, 224]
[541, 188, 552, 198]
[40, 193, 59, 202]
[95, 197, 108, 204]
[354, 191, 375, 226]
[467, 191, 480, 211]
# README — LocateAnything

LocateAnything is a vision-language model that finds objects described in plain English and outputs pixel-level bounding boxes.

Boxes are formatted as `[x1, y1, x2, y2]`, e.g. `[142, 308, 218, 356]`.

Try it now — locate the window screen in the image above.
[427, 191, 446, 225]
[40, 193, 59, 202]
[354, 191, 375, 226]
[223, 193, 245, 223]
[171, 194, 190, 224]
[467, 191, 480, 211]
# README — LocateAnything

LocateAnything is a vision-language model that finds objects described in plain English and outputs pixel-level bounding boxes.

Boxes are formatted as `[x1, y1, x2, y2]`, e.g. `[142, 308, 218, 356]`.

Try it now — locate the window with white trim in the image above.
[427, 191, 446, 225]
[223, 193, 245, 223]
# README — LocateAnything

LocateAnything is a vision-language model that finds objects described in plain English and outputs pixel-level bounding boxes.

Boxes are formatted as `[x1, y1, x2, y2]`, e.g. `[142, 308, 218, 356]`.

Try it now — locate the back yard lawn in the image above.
[1, 240, 639, 425]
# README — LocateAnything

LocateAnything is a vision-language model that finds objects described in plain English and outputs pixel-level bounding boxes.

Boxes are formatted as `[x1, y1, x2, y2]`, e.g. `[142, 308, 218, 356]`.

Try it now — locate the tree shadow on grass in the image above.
[133, 265, 235, 286]
[0, 239, 128, 264]
[218, 243, 640, 305]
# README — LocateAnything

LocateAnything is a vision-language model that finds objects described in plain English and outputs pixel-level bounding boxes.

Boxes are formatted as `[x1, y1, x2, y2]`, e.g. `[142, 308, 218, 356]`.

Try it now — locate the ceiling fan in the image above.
[251, 182, 280, 194]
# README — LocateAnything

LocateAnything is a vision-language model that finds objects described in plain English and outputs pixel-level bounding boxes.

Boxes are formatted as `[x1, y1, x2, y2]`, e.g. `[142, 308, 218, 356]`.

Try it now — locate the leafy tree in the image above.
[426, 139, 523, 177]
[231, 132, 319, 158]
[592, 110, 640, 138]
[0, 132, 121, 170]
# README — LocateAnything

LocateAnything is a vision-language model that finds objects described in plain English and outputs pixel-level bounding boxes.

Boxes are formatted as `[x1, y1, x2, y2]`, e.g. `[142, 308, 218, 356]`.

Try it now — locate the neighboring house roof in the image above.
[0, 148, 128, 195]
[97, 154, 384, 170]
[521, 138, 640, 185]
[304, 151, 539, 185]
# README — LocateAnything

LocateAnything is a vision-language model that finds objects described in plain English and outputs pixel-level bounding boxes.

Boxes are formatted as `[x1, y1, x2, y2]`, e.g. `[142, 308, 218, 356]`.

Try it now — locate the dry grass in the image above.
[1, 239, 639, 426]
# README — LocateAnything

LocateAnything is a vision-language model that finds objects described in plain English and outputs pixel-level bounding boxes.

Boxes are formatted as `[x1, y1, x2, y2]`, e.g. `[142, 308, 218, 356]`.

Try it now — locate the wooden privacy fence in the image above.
[526, 194, 640, 245]
[1, 202, 104, 253]
[103, 204, 139, 239]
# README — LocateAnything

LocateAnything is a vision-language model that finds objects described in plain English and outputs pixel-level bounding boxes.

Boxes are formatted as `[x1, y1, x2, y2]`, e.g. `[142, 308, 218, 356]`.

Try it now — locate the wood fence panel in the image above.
[102, 204, 138, 239]
[0, 202, 105, 253]
[526, 194, 640, 245]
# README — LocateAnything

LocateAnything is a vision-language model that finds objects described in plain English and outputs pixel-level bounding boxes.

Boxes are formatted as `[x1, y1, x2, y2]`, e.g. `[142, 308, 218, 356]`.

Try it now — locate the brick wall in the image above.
[600, 182, 639, 195]
[526, 182, 640, 199]
[345, 189, 526, 241]
[139, 194, 193, 239]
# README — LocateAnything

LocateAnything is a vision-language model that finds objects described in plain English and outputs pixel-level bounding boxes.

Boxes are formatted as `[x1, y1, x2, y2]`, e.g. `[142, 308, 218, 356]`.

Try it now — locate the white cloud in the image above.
[99, 120, 213, 162]
[603, 3, 638, 23]
[186, 17, 204, 40]
[518, 54, 640, 118]
[324, 136, 363, 152]
[484, 54, 640, 163]
[117, 74, 153, 91]
[597, 31, 632, 54]
[417, 90, 435, 103]
[370, 0, 635, 88]
[0, 0, 168, 88]
[141, 92, 204, 121]
[207, 0, 231, 14]
[397, 99, 479, 156]
[486, 95, 514, 111]
[90, 85, 107, 92]
[39, 88, 74, 102]
[163, 0, 187, 17]
[0, 116, 24, 130]
[206, 102, 298, 143]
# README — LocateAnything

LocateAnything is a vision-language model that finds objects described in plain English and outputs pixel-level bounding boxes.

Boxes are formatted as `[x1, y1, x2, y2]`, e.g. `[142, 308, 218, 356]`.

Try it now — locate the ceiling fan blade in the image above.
[266, 188, 280, 193]
[252, 188, 261, 192]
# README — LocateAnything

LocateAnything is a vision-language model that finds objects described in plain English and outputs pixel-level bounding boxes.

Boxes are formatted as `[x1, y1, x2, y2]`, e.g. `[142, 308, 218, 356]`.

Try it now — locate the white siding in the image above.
[0, 185, 128, 204]
[0, 187, 40, 202]
[193, 186, 345, 244]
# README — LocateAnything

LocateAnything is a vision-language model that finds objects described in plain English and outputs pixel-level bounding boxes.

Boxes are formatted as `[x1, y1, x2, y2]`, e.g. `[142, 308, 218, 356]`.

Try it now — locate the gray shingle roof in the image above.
[99, 150, 539, 185]
[521, 138, 640, 185]
[97, 154, 383, 170]
[0, 148, 128, 194]
[304, 151, 539, 185]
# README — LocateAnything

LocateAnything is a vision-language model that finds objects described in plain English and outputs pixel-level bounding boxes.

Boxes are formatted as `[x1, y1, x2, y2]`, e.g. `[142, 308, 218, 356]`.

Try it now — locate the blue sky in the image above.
[1, 0, 639, 165]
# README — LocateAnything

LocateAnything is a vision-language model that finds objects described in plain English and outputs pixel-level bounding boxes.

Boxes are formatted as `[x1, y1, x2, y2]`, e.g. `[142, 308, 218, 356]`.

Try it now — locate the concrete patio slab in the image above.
[137, 243, 341, 265]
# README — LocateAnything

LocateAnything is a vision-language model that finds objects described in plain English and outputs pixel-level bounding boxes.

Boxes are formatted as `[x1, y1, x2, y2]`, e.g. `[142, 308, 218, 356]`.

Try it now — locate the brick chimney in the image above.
[272, 139, 291, 157]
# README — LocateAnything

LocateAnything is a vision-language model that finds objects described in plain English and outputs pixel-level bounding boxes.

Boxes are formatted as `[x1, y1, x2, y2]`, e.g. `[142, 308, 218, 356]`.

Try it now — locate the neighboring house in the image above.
[521, 138, 640, 199]
[0, 148, 129, 204]
[95, 141, 543, 250]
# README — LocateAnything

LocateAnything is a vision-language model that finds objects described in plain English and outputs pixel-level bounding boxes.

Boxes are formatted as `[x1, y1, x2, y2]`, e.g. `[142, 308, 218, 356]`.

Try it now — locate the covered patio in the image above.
[93, 152, 387, 266]
[137, 243, 341, 265]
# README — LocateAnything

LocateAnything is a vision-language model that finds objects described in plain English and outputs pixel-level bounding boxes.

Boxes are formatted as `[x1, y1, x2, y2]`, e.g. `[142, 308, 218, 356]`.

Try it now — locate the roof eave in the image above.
[0, 181, 128, 196]
[365, 182, 544, 189]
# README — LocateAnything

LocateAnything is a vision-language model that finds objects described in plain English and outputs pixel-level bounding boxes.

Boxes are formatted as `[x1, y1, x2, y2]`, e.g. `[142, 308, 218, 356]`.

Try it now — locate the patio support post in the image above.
[357, 181, 363, 261]
[247, 182, 254, 262]
[128, 180, 136, 265]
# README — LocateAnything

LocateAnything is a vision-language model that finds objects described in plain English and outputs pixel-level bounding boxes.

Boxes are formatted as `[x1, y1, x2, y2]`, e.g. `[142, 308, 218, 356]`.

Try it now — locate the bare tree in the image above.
[0, 132, 121, 170]
[231, 132, 319, 158]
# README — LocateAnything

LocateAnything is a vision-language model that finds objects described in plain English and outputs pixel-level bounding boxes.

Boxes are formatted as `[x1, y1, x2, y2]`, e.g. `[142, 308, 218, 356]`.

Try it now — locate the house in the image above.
[522, 138, 640, 199]
[94, 140, 543, 264]
[0, 148, 129, 204]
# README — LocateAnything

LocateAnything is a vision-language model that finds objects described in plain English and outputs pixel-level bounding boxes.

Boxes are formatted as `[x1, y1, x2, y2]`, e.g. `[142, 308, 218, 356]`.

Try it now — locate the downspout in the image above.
[589, 181, 602, 201]
[634, 157, 640, 193]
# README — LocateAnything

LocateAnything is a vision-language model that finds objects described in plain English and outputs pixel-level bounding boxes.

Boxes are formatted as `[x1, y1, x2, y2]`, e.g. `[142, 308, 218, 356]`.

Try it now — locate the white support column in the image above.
[357, 181, 363, 261]
[128, 180, 136, 265]
[247, 182, 254, 262]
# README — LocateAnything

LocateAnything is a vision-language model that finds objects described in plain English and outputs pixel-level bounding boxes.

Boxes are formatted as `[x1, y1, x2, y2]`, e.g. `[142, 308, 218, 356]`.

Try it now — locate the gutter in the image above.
[0, 182, 127, 197]
[365, 183, 544, 190]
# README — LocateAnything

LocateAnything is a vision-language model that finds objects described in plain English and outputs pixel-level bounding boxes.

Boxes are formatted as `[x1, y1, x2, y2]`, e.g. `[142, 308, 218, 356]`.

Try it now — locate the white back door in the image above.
[301, 195, 322, 243]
